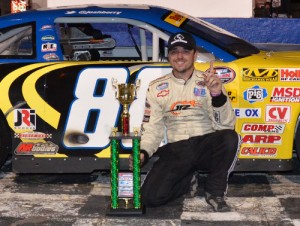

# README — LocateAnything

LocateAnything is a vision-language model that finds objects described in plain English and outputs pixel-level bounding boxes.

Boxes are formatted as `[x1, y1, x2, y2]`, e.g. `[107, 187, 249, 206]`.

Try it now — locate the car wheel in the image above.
[0, 115, 12, 170]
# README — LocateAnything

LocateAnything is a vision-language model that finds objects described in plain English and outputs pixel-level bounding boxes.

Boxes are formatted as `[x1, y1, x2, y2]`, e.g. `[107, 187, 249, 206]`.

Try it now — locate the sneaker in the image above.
[205, 192, 231, 212]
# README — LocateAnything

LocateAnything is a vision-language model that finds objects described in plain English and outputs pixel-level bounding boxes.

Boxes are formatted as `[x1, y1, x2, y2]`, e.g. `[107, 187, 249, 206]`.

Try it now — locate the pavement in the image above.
[1, 157, 300, 226]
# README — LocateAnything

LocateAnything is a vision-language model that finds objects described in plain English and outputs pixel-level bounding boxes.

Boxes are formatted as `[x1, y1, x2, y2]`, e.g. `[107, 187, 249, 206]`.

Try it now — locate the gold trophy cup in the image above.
[112, 78, 140, 135]
[108, 79, 145, 216]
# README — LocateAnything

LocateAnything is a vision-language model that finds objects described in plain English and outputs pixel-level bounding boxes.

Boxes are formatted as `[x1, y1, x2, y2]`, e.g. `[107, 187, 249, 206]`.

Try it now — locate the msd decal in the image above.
[280, 68, 300, 81]
[242, 123, 285, 134]
[266, 105, 291, 123]
[270, 87, 300, 103]
[242, 134, 282, 144]
[240, 147, 277, 156]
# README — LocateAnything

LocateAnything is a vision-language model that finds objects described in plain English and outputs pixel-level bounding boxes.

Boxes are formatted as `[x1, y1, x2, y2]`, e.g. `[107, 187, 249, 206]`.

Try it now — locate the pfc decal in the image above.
[157, 90, 169, 97]
[14, 109, 36, 130]
[243, 85, 267, 103]
[15, 141, 59, 155]
[156, 82, 169, 90]
[241, 123, 285, 134]
[280, 68, 300, 81]
[14, 132, 52, 140]
[270, 87, 300, 103]
[41, 43, 57, 52]
[265, 105, 291, 123]
[242, 68, 278, 82]
[205, 66, 236, 84]
[227, 89, 237, 102]
[242, 134, 281, 144]
[234, 108, 261, 118]
[240, 147, 277, 156]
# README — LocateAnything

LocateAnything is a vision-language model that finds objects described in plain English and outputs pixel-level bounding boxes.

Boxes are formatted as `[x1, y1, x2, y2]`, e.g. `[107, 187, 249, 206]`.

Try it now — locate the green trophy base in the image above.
[106, 199, 146, 216]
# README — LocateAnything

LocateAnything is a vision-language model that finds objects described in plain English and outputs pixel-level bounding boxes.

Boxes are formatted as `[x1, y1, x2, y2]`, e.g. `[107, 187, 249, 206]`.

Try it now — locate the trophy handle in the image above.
[112, 78, 118, 98]
[134, 79, 141, 98]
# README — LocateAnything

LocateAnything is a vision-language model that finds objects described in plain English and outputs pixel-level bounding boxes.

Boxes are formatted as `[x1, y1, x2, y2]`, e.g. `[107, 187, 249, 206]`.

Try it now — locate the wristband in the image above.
[210, 91, 222, 97]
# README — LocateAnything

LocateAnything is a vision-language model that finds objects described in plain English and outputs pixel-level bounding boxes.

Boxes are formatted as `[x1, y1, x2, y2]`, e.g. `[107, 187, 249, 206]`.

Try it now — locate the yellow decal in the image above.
[227, 89, 237, 102]
[0, 63, 55, 131]
[22, 63, 78, 129]
[164, 12, 187, 27]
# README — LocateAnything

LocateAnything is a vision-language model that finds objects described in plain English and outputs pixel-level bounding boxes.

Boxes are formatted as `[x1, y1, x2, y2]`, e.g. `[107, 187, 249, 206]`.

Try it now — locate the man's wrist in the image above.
[210, 90, 222, 97]
[140, 149, 149, 166]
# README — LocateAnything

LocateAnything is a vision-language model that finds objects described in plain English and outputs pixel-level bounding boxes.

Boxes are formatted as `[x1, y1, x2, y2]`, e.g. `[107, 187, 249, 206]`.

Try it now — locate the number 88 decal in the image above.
[63, 66, 172, 149]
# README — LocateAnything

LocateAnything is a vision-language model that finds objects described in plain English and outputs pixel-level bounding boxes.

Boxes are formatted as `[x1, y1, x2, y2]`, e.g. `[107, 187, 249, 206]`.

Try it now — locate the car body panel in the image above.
[0, 5, 299, 173]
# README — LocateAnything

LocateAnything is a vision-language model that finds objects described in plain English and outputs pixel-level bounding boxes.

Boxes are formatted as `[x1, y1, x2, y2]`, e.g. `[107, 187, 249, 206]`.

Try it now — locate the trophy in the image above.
[112, 78, 140, 135]
[107, 79, 145, 216]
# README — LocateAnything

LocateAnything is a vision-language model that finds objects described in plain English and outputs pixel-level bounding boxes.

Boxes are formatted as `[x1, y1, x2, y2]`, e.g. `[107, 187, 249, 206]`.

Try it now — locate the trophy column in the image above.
[107, 129, 145, 216]
[107, 79, 145, 216]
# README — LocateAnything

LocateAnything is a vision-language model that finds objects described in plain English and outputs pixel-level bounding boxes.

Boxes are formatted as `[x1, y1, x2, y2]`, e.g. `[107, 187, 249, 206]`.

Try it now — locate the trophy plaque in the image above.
[107, 79, 145, 216]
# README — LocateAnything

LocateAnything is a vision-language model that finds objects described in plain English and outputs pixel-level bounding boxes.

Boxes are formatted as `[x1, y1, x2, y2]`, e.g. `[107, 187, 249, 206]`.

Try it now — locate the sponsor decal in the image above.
[15, 141, 59, 155]
[118, 172, 133, 197]
[195, 80, 205, 87]
[41, 35, 55, 41]
[142, 115, 150, 123]
[270, 87, 300, 103]
[265, 105, 291, 123]
[240, 147, 277, 156]
[168, 100, 196, 116]
[43, 53, 59, 61]
[14, 109, 36, 130]
[194, 87, 206, 97]
[242, 68, 278, 82]
[205, 66, 236, 84]
[242, 134, 281, 144]
[234, 108, 261, 118]
[41, 43, 57, 52]
[14, 132, 52, 140]
[164, 12, 187, 27]
[280, 68, 300, 81]
[157, 90, 169, 97]
[243, 85, 267, 103]
[40, 25, 53, 31]
[65, 10, 77, 15]
[78, 10, 122, 15]
[227, 89, 237, 102]
[144, 109, 151, 116]
[213, 111, 221, 123]
[241, 123, 285, 134]
[156, 82, 168, 90]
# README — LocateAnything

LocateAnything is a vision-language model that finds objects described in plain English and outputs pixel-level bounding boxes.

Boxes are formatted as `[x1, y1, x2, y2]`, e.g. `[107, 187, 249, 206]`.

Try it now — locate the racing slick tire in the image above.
[0, 114, 12, 169]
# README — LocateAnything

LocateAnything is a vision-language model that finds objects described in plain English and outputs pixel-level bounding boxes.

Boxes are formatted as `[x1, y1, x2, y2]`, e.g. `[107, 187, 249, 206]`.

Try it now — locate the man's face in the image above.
[168, 46, 197, 76]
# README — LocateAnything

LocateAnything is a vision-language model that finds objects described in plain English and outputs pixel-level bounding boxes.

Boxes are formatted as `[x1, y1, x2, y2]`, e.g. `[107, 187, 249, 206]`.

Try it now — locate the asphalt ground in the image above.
[1, 157, 300, 226]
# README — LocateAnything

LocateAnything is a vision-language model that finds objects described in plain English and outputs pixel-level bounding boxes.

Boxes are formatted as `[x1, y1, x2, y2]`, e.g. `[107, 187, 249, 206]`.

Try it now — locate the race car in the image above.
[0, 4, 299, 173]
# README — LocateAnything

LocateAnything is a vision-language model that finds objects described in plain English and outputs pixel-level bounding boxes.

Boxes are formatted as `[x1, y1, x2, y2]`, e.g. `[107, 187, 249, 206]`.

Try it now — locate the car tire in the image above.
[0, 115, 12, 170]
